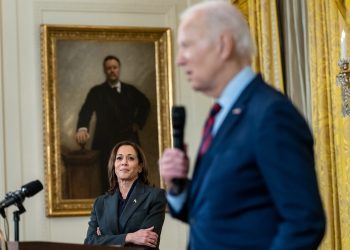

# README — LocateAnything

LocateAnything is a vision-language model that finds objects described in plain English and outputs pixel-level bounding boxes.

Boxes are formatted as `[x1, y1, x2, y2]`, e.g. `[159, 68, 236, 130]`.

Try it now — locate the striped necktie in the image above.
[198, 103, 221, 157]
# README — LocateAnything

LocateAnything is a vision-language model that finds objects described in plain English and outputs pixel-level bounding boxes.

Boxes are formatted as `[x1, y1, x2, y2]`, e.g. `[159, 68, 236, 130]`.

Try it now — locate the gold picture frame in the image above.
[41, 24, 173, 216]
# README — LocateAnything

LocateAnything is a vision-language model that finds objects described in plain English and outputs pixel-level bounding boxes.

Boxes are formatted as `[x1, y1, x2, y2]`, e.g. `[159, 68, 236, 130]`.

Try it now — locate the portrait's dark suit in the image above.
[77, 81, 150, 191]
[84, 181, 166, 249]
[170, 75, 325, 250]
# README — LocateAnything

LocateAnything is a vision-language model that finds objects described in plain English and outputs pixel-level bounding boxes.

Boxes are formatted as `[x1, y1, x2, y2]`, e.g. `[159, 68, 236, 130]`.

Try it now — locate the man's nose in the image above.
[176, 50, 186, 66]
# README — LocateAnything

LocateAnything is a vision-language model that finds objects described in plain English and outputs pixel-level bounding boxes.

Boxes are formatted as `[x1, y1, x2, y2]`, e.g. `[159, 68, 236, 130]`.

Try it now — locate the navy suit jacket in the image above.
[84, 181, 166, 249]
[171, 75, 325, 250]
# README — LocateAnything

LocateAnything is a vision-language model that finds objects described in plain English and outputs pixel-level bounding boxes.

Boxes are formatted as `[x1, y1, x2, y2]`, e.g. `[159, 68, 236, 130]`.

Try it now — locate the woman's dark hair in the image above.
[107, 141, 150, 194]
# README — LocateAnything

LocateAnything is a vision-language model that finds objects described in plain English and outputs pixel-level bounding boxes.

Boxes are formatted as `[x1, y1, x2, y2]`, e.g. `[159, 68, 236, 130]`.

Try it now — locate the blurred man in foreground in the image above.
[159, 1, 325, 249]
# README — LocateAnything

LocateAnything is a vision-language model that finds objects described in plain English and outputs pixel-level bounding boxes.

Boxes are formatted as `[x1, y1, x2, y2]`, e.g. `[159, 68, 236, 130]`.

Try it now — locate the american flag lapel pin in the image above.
[232, 108, 242, 115]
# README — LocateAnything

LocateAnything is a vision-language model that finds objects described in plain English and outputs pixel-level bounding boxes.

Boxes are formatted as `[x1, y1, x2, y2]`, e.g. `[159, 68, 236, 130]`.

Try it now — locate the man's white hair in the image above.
[180, 0, 256, 61]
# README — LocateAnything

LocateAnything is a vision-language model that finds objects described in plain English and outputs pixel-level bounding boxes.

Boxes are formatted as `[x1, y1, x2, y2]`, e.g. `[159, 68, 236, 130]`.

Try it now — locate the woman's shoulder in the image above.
[93, 192, 116, 204]
[142, 183, 165, 193]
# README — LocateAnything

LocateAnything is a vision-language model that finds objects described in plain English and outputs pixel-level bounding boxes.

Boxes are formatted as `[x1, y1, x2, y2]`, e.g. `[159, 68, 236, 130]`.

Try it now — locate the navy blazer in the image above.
[84, 181, 166, 249]
[171, 75, 325, 250]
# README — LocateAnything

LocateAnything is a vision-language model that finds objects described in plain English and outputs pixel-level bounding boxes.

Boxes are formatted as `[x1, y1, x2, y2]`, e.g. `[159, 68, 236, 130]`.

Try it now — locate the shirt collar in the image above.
[212, 66, 256, 135]
[108, 81, 121, 88]
[109, 81, 121, 93]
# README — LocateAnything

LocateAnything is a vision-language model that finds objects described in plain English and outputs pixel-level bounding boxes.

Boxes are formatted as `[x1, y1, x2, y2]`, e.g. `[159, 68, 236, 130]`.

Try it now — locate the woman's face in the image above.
[114, 145, 141, 183]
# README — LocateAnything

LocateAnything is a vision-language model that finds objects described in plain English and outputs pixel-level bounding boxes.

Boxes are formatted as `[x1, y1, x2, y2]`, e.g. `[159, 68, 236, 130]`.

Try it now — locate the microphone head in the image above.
[172, 106, 186, 129]
[21, 180, 43, 197]
[172, 106, 186, 150]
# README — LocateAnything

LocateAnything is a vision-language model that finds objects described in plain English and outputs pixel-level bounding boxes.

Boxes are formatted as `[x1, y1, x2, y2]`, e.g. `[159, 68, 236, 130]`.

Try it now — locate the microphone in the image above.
[171, 106, 187, 195]
[0, 180, 43, 216]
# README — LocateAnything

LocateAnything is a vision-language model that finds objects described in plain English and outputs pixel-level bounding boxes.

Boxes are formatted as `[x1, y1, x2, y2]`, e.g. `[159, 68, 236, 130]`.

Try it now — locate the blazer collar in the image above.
[191, 75, 263, 193]
[212, 74, 263, 145]
[118, 181, 150, 232]
[105, 192, 119, 234]
[195, 75, 262, 164]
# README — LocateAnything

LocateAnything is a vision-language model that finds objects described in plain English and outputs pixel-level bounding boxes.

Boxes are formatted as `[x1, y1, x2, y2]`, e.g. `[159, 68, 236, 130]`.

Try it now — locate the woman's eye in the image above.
[116, 156, 123, 161]
[128, 156, 135, 161]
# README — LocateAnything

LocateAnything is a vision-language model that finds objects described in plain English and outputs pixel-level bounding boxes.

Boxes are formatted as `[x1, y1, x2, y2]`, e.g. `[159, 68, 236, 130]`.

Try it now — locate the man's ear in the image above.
[219, 32, 234, 60]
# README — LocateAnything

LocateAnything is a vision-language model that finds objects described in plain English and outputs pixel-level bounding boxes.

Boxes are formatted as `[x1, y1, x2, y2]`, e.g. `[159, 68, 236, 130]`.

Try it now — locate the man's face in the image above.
[104, 59, 120, 83]
[176, 12, 221, 96]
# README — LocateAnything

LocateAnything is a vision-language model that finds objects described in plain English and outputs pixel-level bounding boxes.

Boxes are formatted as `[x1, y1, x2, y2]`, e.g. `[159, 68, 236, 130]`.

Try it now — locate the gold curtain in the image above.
[308, 0, 350, 249]
[335, 0, 350, 26]
[232, 0, 284, 93]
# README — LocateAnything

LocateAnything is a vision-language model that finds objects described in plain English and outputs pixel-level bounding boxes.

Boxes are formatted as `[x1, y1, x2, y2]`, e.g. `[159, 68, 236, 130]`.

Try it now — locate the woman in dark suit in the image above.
[84, 141, 166, 249]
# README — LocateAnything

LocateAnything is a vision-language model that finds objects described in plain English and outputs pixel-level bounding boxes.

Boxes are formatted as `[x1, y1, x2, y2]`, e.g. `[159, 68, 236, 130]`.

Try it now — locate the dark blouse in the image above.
[117, 179, 138, 218]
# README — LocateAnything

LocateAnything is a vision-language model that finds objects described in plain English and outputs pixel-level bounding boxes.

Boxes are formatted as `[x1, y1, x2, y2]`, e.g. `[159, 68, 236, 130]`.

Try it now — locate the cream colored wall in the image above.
[0, 0, 5, 206]
[0, 0, 212, 249]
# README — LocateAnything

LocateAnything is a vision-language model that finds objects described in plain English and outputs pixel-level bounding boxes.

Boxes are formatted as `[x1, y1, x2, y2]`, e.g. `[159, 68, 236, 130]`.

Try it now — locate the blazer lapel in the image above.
[118, 181, 149, 232]
[213, 75, 262, 147]
[104, 192, 119, 234]
[191, 75, 262, 197]
[190, 102, 245, 198]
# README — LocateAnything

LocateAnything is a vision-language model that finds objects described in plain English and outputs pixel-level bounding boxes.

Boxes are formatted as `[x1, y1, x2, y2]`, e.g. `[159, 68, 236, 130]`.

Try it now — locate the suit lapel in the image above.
[104, 192, 119, 234]
[191, 76, 262, 197]
[214, 75, 262, 144]
[211, 75, 262, 155]
[118, 181, 149, 232]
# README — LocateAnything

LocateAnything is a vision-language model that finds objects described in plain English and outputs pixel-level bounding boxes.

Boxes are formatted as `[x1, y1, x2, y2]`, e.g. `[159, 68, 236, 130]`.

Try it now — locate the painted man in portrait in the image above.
[76, 55, 150, 193]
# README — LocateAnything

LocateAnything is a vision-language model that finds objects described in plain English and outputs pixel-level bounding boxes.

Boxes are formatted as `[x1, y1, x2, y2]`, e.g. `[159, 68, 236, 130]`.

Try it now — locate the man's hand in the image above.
[75, 128, 90, 145]
[159, 148, 189, 192]
[125, 226, 159, 248]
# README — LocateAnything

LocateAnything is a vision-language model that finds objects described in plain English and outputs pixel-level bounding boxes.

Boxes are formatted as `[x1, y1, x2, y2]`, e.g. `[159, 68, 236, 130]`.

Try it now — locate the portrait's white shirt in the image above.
[110, 81, 121, 93]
